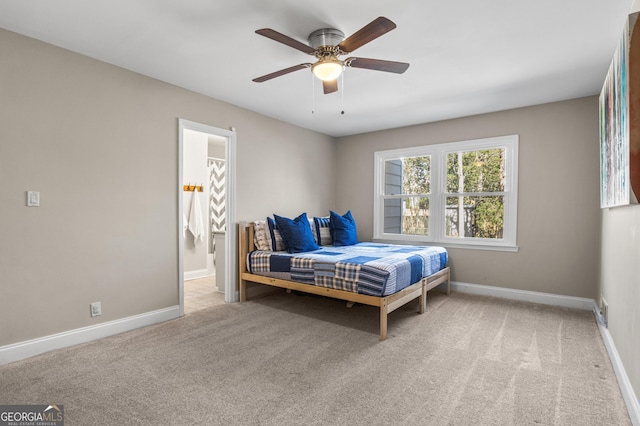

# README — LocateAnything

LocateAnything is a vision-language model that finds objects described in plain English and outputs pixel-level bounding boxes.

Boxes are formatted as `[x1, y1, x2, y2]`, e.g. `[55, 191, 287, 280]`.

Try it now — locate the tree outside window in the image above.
[445, 148, 505, 239]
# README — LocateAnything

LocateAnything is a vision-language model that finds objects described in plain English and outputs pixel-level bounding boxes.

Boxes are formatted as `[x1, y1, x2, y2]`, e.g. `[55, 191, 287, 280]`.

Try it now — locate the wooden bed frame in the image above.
[238, 221, 450, 341]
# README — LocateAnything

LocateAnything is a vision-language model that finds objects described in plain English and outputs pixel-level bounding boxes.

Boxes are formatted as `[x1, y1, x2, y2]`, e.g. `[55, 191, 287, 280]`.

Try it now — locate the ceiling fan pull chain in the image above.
[340, 72, 345, 115]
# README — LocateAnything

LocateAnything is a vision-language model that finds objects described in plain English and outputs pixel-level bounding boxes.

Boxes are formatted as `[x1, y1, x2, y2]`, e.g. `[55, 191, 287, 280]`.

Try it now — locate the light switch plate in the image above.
[27, 191, 40, 207]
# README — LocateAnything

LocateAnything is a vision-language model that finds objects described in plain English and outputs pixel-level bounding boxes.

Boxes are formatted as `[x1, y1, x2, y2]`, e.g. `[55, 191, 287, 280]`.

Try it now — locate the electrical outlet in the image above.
[601, 297, 608, 324]
[90, 302, 102, 317]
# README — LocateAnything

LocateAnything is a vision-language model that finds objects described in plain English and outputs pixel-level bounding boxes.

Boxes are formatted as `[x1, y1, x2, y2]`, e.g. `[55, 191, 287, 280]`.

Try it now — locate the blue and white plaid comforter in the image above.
[247, 242, 448, 296]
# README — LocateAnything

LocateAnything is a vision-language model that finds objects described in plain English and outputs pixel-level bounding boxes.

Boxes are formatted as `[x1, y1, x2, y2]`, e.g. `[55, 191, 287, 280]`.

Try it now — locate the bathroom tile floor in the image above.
[184, 275, 226, 314]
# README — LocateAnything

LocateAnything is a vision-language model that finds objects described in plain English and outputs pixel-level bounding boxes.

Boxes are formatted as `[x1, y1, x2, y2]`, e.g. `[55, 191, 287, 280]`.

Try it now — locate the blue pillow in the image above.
[329, 210, 358, 246]
[273, 213, 320, 253]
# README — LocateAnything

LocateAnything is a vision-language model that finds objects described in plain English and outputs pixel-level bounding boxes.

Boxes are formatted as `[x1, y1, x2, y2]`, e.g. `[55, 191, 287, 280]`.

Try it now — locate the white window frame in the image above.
[373, 135, 519, 251]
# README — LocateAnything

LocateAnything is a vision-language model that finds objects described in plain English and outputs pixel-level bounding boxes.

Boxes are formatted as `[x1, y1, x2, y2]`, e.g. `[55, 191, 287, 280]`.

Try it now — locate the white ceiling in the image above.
[0, 0, 634, 137]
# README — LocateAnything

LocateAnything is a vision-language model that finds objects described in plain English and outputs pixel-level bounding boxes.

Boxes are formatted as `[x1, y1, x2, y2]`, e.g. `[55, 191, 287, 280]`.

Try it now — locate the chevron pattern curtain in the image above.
[208, 158, 226, 237]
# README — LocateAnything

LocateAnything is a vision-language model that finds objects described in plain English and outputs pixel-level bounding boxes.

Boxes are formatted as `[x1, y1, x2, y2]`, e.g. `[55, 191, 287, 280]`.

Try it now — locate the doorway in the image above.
[178, 119, 237, 316]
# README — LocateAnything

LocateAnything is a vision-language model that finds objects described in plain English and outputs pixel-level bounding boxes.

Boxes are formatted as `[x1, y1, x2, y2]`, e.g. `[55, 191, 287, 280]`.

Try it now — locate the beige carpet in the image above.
[0, 291, 631, 425]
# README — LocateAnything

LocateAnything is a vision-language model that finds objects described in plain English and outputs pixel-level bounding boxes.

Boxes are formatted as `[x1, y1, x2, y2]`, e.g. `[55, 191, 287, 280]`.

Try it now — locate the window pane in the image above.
[383, 198, 403, 233]
[384, 156, 430, 195]
[383, 197, 429, 235]
[384, 159, 403, 195]
[446, 148, 505, 193]
[445, 196, 504, 239]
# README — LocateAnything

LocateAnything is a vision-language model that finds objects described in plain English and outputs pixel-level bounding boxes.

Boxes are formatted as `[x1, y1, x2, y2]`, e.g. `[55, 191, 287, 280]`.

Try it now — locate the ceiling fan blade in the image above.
[323, 79, 338, 94]
[337, 17, 396, 53]
[347, 57, 410, 74]
[255, 29, 316, 55]
[253, 64, 310, 82]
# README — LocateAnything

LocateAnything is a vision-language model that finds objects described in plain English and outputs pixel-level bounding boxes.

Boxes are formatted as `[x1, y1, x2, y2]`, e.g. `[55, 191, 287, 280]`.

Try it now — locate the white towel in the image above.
[188, 190, 204, 244]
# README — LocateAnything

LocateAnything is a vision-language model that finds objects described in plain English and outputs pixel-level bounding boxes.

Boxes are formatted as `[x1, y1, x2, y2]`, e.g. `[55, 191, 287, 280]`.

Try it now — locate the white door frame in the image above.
[178, 118, 238, 315]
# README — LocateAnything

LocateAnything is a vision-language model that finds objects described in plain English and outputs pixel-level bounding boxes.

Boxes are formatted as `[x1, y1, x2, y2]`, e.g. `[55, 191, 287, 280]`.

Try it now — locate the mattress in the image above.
[247, 242, 448, 296]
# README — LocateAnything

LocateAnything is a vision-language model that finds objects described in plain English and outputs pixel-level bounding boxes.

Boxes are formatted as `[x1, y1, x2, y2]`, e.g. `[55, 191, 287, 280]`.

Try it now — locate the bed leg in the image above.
[240, 279, 247, 302]
[418, 281, 426, 314]
[380, 300, 388, 341]
[446, 268, 451, 296]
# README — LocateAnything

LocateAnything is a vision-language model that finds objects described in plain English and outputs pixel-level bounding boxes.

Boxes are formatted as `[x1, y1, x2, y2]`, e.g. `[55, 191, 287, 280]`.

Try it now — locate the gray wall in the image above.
[598, 0, 640, 402]
[335, 97, 601, 299]
[0, 28, 334, 347]
[596, 0, 640, 398]
[183, 129, 209, 274]
[600, 183, 640, 404]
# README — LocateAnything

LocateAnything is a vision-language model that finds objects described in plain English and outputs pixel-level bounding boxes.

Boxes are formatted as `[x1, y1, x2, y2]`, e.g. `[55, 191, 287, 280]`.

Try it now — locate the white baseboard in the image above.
[0, 306, 181, 366]
[596, 315, 640, 426]
[184, 268, 211, 281]
[449, 281, 595, 310]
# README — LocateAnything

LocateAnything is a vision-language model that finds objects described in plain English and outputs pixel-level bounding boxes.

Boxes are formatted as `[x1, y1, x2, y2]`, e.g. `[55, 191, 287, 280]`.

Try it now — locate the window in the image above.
[374, 135, 518, 250]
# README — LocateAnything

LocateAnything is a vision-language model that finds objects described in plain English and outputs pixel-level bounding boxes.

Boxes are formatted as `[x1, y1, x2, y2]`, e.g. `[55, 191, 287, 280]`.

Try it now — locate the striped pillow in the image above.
[313, 216, 332, 246]
[266, 217, 286, 251]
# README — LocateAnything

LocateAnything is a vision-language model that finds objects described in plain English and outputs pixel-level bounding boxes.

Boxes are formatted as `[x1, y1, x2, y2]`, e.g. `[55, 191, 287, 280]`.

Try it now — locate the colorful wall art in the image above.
[600, 12, 640, 208]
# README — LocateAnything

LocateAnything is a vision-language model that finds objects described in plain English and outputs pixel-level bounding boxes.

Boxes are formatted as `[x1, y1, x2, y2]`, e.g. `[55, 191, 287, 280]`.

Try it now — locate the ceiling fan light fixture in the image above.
[311, 58, 344, 81]
[253, 17, 409, 91]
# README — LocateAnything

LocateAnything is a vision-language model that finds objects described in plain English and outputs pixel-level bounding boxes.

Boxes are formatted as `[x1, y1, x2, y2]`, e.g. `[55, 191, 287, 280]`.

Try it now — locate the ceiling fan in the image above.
[252, 17, 410, 94]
